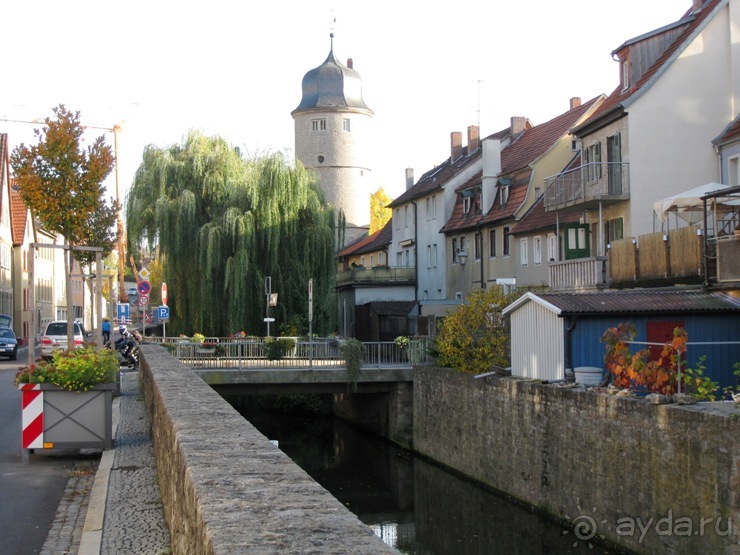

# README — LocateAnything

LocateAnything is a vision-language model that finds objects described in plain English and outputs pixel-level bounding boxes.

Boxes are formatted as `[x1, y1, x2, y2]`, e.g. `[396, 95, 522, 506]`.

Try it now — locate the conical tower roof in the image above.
[292, 35, 373, 116]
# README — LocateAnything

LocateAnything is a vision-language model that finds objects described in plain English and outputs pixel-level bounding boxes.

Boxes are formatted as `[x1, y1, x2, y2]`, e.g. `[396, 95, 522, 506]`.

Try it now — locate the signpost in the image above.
[308, 279, 313, 369]
[265, 276, 272, 337]
[157, 306, 170, 337]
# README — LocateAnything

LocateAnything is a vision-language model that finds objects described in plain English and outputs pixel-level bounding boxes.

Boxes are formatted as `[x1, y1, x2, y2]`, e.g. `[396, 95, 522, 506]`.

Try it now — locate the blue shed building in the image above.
[504, 288, 740, 392]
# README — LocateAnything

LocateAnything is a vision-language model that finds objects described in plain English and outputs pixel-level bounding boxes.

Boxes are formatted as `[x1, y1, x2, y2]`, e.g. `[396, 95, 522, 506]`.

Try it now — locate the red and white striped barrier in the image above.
[20, 384, 44, 449]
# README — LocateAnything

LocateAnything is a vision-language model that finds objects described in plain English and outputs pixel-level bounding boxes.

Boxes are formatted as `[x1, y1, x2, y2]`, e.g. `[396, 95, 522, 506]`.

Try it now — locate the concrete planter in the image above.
[19, 383, 114, 451]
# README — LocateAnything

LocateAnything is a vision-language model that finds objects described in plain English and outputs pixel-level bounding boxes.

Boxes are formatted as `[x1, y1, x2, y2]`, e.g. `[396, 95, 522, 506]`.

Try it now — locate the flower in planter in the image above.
[192, 333, 206, 344]
[394, 336, 409, 349]
[15, 347, 118, 392]
[203, 342, 226, 356]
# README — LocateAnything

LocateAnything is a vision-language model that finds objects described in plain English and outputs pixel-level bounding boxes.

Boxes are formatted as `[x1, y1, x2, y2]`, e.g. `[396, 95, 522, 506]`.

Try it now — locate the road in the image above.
[0, 349, 96, 554]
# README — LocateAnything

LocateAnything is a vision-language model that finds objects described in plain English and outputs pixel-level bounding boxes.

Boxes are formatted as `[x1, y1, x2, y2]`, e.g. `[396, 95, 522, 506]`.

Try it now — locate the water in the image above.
[231, 399, 612, 554]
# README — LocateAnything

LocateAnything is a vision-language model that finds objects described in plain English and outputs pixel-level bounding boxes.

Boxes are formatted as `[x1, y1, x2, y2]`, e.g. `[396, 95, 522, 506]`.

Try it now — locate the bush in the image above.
[435, 286, 530, 374]
[339, 338, 365, 391]
[264, 337, 296, 360]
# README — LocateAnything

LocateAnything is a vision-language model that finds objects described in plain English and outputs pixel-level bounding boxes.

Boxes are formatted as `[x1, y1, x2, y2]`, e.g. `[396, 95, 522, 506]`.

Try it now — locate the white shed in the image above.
[503, 292, 564, 381]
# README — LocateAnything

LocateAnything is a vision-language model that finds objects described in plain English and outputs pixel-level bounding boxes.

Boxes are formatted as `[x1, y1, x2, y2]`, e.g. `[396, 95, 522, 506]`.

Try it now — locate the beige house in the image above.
[544, 0, 740, 289]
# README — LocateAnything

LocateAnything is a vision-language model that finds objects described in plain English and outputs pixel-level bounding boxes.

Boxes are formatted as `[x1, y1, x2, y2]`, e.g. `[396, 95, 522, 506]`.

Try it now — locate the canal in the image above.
[227, 395, 612, 554]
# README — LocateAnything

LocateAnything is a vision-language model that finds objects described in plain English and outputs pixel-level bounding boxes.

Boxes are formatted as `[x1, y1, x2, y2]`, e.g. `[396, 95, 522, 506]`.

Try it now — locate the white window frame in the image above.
[520, 237, 528, 267]
[463, 196, 471, 214]
[533, 235, 542, 265]
[342, 118, 350, 131]
[432, 244, 438, 267]
[311, 118, 326, 132]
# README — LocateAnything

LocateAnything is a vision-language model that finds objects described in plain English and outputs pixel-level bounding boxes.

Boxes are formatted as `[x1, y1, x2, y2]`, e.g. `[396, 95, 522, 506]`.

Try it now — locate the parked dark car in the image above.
[0, 326, 18, 360]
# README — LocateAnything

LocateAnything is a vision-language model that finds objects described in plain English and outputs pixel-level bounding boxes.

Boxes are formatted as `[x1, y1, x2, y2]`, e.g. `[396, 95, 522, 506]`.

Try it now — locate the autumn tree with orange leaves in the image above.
[11, 105, 118, 341]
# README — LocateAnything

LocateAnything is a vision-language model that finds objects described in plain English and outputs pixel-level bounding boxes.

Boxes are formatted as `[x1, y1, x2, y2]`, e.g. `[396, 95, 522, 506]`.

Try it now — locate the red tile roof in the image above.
[338, 219, 392, 257]
[509, 194, 581, 235]
[10, 181, 28, 246]
[574, 0, 722, 136]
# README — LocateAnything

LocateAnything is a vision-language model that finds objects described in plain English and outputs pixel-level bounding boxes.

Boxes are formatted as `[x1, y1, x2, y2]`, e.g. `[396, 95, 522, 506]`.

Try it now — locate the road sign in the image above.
[139, 268, 150, 280]
[137, 280, 152, 296]
[161, 282, 168, 306]
[157, 306, 170, 320]
[138, 294, 150, 307]
[269, 293, 278, 306]
[263, 317, 275, 322]
[117, 303, 130, 324]
[143, 312, 153, 324]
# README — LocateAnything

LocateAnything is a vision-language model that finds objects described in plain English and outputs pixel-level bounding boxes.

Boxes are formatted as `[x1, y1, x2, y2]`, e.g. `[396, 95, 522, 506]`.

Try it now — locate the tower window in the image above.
[343, 118, 350, 131]
[312, 119, 326, 132]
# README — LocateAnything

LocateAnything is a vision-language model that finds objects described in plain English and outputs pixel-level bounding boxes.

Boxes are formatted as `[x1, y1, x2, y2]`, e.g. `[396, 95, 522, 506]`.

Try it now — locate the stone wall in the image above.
[139, 345, 394, 554]
[414, 366, 740, 555]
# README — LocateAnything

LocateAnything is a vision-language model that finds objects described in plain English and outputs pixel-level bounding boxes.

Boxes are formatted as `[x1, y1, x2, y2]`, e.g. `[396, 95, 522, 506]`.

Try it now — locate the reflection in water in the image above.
[230, 399, 609, 554]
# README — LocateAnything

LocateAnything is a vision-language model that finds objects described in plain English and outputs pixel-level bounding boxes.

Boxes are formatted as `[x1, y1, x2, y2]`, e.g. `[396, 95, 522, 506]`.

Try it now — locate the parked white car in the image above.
[41, 320, 87, 359]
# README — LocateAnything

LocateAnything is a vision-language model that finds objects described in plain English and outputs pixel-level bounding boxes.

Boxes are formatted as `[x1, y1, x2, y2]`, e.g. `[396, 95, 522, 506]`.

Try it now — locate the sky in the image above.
[1, 0, 692, 205]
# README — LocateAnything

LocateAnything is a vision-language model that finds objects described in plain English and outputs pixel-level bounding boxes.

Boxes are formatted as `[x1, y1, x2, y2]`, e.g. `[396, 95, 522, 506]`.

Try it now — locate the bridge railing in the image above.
[150, 336, 433, 369]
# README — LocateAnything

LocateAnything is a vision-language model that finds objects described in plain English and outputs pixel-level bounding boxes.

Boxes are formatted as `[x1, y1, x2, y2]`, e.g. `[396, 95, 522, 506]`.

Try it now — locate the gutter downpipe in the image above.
[702, 196, 709, 288]
[411, 200, 420, 318]
[477, 222, 486, 289]
[564, 315, 578, 379]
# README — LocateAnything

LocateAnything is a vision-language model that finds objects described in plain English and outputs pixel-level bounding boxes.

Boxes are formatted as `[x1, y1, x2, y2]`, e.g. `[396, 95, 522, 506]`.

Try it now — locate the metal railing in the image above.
[544, 162, 630, 210]
[336, 266, 416, 286]
[144, 337, 434, 370]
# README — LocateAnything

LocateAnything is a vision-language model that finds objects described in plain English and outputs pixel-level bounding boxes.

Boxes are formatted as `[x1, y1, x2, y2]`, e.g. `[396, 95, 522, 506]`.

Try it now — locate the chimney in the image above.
[451, 131, 463, 161]
[481, 137, 502, 213]
[467, 125, 480, 154]
[347, 58, 353, 69]
[570, 97, 581, 110]
[511, 116, 527, 136]
[405, 168, 415, 190]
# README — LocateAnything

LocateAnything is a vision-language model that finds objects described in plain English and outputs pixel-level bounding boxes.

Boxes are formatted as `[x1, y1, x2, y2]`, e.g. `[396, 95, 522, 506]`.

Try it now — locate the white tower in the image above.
[292, 34, 374, 245]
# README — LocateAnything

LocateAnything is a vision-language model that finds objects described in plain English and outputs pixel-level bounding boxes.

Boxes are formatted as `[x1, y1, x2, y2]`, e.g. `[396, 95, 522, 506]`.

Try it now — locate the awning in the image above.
[654, 182, 736, 224]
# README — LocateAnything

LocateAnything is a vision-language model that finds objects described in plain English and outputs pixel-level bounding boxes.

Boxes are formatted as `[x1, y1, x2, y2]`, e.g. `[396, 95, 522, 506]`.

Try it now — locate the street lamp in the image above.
[457, 248, 468, 303]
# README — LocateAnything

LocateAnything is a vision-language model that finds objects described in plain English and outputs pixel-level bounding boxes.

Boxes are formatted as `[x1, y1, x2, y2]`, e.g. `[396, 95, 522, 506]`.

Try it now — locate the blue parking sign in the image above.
[117, 303, 130, 324]
[157, 306, 170, 321]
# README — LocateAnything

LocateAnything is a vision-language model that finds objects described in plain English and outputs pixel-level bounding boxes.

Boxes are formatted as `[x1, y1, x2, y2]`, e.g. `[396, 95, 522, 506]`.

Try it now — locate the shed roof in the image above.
[508, 289, 740, 317]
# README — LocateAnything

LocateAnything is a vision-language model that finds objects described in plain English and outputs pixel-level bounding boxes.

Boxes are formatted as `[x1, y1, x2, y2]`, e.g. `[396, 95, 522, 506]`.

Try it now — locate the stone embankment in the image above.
[414, 366, 740, 555]
[139, 345, 394, 555]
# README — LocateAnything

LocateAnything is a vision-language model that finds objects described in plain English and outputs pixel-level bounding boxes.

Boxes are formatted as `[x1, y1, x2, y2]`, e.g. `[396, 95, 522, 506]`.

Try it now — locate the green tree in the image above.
[369, 187, 392, 234]
[435, 286, 535, 375]
[126, 130, 337, 337]
[11, 105, 117, 340]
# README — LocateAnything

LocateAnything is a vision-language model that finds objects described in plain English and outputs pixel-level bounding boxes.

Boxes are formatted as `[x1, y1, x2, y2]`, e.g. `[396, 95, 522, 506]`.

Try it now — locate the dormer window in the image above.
[463, 196, 472, 214]
[500, 185, 510, 205]
[621, 58, 630, 91]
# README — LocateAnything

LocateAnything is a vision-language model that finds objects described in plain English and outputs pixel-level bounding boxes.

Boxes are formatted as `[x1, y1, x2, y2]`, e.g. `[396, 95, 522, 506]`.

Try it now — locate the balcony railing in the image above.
[336, 266, 415, 286]
[544, 162, 630, 211]
[549, 257, 609, 290]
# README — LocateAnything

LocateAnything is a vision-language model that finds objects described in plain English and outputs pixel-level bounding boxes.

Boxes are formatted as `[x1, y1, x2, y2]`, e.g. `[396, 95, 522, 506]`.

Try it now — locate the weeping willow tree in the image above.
[126, 130, 337, 336]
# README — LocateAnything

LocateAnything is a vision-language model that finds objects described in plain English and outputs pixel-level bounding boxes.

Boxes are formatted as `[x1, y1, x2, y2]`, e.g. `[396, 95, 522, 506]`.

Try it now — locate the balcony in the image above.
[549, 257, 609, 291]
[336, 266, 415, 287]
[544, 163, 630, 211]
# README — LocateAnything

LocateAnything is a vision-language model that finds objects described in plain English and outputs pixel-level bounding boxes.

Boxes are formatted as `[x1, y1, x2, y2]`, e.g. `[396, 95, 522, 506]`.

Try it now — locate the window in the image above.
[343, 118, 350, 131]
[426, 198, 431, 220]
[459, 236, 466, 256]
[533, 236, 542, 265]
[463, 196, 472, 214]
[370, 255, 374, 267]
[547, 233, 558, 262]
[520, 238, 528, 266]
[621, 59, 629, 91]
[396, 209, 400, 229]
[503, 227, 511, 256]
[584, 143, 602, 181]
[311, 119, 326, 132]
[489, 229, 497, 257]
[500, 185, 510, 205]
[606, 217, 624, 244]
[426, 245, 432, 268]
[474, 233, 482, 260]
[396, 252, 403, 267]
[432, 244, 438, 267]
[430, 196, 436, 219]
[405, 206, 409, 228]
[730, 156, 739, 186]
[452, 238, 458, 262]
[361, 256, 365, 267]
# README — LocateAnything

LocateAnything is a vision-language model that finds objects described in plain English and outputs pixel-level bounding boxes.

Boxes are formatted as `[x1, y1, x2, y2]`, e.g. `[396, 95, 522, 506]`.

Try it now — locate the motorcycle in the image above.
[111, 329, 141, 368]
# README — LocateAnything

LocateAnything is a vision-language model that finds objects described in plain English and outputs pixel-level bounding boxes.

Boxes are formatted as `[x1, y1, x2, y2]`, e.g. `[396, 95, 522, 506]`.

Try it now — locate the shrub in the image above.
[339, 338, 365, 391]
[264, 337, 296, 360]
